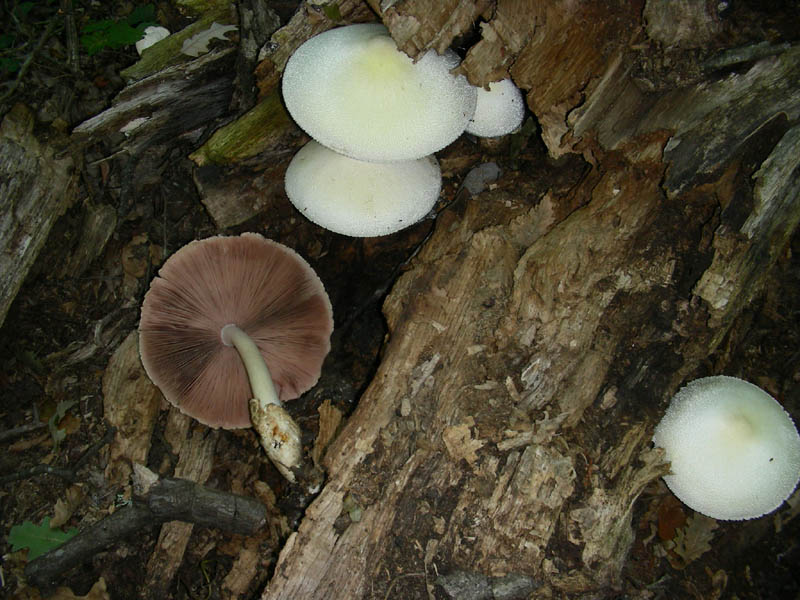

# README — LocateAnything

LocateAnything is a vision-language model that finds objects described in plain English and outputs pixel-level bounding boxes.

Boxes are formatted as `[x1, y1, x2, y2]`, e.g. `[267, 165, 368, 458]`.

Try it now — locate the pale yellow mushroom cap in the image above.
[282, 23, 477, 162]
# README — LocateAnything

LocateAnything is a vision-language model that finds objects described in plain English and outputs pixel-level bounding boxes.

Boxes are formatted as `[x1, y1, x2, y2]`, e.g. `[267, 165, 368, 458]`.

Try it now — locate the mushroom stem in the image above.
[220, 324, 302, 482]
[220, 324, 280, 407]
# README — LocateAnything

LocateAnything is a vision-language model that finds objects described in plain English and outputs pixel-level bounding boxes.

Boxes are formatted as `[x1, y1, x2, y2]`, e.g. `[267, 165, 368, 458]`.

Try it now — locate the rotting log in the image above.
[0, 104, 76, 329]
[47, 1, 798, 596]
[72, 47, 237, 158]
[256, 3, 800, 599]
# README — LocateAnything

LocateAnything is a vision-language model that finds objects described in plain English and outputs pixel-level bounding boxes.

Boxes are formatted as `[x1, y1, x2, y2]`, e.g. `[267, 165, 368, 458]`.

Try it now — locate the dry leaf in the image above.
[666, 513, 718, 568]
[121, 233, 149, 279]
[181, 23, 237, 57]
[656, 494, 687, 541]
[51, 485, 86, 528]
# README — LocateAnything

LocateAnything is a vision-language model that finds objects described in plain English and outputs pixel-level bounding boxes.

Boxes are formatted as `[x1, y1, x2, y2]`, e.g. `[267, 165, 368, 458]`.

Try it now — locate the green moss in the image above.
[189, 89, 297, 166]
[120, 12, 234, 82]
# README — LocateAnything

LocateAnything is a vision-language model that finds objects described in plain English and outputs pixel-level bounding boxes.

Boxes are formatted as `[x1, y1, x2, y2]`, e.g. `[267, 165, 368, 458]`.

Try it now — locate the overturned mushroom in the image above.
[138, 233, 333, 482]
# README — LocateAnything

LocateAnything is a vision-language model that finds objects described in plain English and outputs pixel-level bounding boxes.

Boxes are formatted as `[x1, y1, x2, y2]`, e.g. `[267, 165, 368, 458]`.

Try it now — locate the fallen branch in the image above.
[25, 476, 268, 589]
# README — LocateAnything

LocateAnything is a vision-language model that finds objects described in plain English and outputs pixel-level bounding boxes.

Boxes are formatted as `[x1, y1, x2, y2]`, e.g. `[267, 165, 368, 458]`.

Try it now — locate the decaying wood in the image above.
[0, 104, 76, 329]
[143, 412, 218, 599]
[189, 88, 301, 169]
[253, 0, 375, 96]
[365, 0, 494, 58]
[25, 474, 267, 589]
[56, 202, 117, 279]
[191, 159, 291, 229]
[642, 0, 721, 48]
[254, 4, 799, 599]
[120, 0, 237, 83]
[72, 47, 237, 158]
[102, 331, 162, 487]
[14, 0, 792, 596]
[229, 1, 281, 114]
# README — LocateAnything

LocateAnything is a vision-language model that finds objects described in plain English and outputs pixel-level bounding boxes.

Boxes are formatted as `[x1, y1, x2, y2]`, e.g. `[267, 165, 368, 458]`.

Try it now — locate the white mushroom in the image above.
[284, 140, 441, 237]
[653, 375, 800, 520]
[281, 23, 477, 162]
[465, 78, 526, 138]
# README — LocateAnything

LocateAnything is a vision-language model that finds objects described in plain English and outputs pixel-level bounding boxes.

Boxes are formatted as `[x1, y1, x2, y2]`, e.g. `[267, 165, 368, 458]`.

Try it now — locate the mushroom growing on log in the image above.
[249, 2, 800, 598]
[138, 233, 333, 483]
[281, 23, 476, 162]
[284, 140, 442, 237]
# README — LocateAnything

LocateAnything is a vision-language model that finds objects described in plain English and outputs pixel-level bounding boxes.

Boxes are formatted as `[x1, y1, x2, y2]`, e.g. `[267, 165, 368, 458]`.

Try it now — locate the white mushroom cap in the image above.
[465, 78, 525, 137]
[653, 375, 800, 520]
[284, 140, 441, 237]
[281, 23, 477, 162]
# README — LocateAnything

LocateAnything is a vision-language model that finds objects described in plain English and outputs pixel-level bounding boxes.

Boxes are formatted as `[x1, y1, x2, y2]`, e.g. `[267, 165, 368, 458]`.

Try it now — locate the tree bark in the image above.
[0, 104, 76, 328]
[255, 2, 800, 599]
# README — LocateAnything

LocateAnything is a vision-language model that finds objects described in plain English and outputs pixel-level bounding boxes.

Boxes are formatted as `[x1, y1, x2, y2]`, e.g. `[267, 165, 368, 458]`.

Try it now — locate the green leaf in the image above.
[127, 4, 156, 26]
[81, 19, 116, 34]
[15, 2, 34, 19]
[80, 5, 158, 55]
[8, 517, 79, 560]
[0, 33, 16, 50]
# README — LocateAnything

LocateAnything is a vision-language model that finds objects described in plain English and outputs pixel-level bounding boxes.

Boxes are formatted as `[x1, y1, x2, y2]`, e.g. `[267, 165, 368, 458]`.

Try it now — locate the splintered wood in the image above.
[102, 331, 162, 487]
[143, 415, 218, 599]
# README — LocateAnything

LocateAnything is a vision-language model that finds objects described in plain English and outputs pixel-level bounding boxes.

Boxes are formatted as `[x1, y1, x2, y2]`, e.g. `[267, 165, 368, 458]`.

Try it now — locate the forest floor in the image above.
[1, 2, 799, 600]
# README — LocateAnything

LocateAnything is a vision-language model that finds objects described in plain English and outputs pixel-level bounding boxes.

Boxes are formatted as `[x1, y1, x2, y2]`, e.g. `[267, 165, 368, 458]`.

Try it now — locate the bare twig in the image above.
[0, 421, 48, 443]
[60, 0, 80, 73]
[0, 464, 77, 485]
[0, 14, 59, 106]
[25, 477, 269, 589]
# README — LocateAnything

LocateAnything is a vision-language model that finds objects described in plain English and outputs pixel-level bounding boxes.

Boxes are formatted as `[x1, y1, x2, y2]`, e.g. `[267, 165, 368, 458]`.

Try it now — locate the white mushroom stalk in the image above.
[221, 324, 302, 482]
